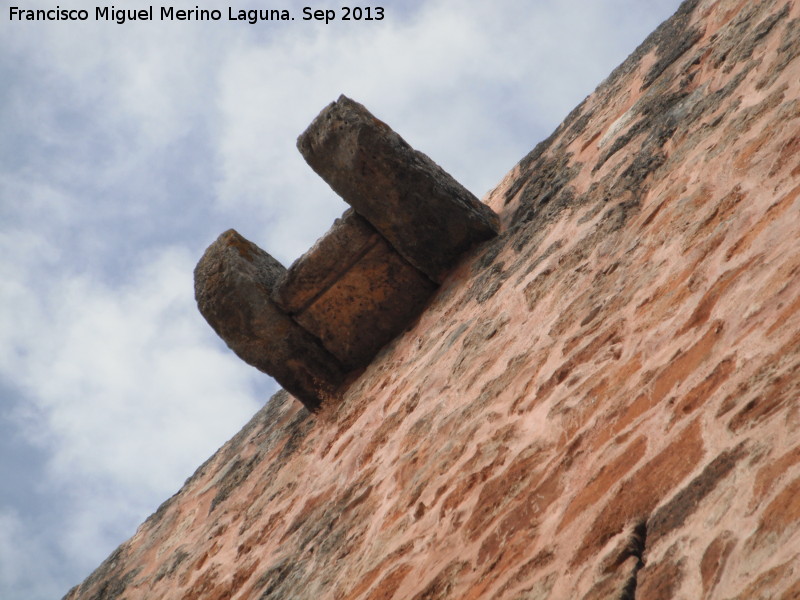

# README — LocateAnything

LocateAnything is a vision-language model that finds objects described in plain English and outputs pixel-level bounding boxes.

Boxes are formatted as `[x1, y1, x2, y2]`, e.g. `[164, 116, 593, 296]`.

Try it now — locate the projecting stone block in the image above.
[272, 210, 381, 315]
[194, 229, 347, 413]
[195, 97, 499, 411]
[274, 210, 437, 370]
[297, 95, 500, 283]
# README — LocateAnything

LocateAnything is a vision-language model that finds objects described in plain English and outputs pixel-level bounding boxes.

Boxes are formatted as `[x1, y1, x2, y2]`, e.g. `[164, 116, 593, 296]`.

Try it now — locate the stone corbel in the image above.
[195, 96, 499, 412]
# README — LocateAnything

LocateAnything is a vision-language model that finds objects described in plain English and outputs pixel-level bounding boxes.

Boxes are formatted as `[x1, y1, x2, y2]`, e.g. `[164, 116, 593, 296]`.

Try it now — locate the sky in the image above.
[0, 1, 683, 597]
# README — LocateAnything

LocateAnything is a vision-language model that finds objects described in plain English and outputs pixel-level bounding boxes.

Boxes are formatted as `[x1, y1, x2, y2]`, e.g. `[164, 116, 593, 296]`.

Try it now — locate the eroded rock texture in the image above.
[298, 95, 500, 284]
[194, 230, 347, 412]
[273, 210, 438, 372]
[67, 0, 800, 598]
[196, 99, 496, 410]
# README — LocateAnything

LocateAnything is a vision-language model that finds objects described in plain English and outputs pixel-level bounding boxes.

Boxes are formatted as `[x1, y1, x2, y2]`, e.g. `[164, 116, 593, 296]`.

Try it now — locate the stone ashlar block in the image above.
[297, 95, 500, 284]
[273, 209, 437, 370]
[195, 97, 500, 411]
[194, 229, 347, 413]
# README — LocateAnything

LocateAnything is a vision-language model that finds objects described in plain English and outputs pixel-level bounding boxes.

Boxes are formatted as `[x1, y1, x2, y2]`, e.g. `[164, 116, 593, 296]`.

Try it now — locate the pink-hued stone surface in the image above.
[274, 210, 437, 371]
[66, 0, 800, 598]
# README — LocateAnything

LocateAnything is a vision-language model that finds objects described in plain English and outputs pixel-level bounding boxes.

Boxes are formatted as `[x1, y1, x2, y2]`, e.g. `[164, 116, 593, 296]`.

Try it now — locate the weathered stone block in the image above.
[275, 210, 437, 370]
[195, 98, 498, 410]
[272, 210, 381, 315]
[297, 95, 500, 283]
[194, 229, 346, 412]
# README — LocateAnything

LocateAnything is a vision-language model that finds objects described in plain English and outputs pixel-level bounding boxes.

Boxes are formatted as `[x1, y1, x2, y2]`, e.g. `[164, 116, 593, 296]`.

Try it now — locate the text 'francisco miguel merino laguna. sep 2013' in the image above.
[8, 5, 386, 24]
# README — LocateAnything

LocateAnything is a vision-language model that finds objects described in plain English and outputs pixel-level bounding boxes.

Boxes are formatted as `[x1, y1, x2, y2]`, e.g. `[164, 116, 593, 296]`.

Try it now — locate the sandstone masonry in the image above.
[67, 1, 800, 598]
[194, 97, 499, 411]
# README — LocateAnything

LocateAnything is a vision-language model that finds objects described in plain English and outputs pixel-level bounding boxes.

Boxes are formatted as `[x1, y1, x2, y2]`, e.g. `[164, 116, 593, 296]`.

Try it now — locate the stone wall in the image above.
[66, 0, 800, 598]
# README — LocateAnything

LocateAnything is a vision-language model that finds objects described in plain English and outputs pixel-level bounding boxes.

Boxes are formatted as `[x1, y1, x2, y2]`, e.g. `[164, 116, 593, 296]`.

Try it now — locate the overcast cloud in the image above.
[0, 1, 682, 597]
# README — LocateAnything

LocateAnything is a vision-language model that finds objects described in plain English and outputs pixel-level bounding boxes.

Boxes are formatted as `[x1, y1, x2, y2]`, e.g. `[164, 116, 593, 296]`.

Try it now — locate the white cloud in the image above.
[0, 238, 268, 594]
[0, 509, 59, 599]
[0, 510, 29, 587]
[3, 247, 264, 489]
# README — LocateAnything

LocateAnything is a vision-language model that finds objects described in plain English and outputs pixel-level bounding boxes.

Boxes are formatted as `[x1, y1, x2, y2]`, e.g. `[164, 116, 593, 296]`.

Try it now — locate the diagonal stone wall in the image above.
[66, 0, 800, 598]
